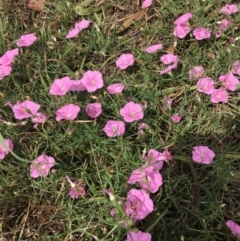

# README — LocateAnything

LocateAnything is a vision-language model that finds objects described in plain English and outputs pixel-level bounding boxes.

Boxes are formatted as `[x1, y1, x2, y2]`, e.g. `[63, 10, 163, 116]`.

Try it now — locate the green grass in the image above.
[1, 0, 240, 240]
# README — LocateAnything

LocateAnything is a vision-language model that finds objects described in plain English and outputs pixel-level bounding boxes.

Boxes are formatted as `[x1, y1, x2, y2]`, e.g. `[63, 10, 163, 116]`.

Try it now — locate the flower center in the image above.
[90, 80, 95, 85]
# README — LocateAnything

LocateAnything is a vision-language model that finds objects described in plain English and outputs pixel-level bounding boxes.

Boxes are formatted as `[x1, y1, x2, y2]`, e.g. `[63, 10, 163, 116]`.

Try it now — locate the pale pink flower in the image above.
[81, 70, 104, 92]
[143, 149, 165, 171]
[174, 13, 193, 25]
[128, 166, 163, 193]
[139, 122, 148, 130]
[124, 189, 154, 220]
[66, 175, 86, 199]
[69, 79, 86, 91]
[216, 19, 232, 38]
[220, 4, 238, 15]
[116, 53, 134, 70]
[120, 101, 144, 123]
[30, 154, 55, 178]
[189, 66, 204, 79]
[49, 76, 72, 96]
[0, 139, 14, 160]
[197, 77, 215, 94]
[145, 43, 163, 53]
[66, 28, 80, 39]
[31, 112, 47, 128]
[219, 73, 239, 91]
[229, 37, 235, 44]
[163, 150, 173, 162]
[165, 98, 173, 107]
[159, 54, 179, 75]
[16, 33, 37, 47]
[232, 61, 240, 76]
[0, 48, 19, 66]
[12, 100, 40, 119]
[226, 220, 240, 238]
[173, 24, 191, 38]
[192, 146, 215, 164]
[103, 120, 125, 137]
[0, 65, 12, 80]
[193, 27, 211, 40]
[66, 19, 90, 38]
[86, 102, 102, 118]
[125, 231, 151, 241]
[211, 88, 228, 103]
[104, 189, 115, 201]
[56, 104, 80, 121]
[107, 83, 125, 94]
[171, 114, 182, 123]
[141, 0, 152, 8]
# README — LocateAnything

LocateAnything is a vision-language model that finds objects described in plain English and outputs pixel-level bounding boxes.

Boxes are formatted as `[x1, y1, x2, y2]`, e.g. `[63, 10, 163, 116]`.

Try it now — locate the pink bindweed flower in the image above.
[171, 114, 182, 123]
[0, 139, 14, 160]
[103, 120, 125, 137]
[30, 154, 55, 178]
[116, 53, 134, 70]
[125, 231, 152, 241]
[16, 33, 37, 47]
[159, 54, 179, 75]
[56, 104, 80, 121]
[216, 19, 232, 38]
[226, 220, 240, 238]
[124, 189, 154, 220]
[81, 70, 104, 92]
[31, 112, 47, 128]
[143, 149, 165, 171]
[220, 4, 238, 15]
[163, 149, 173, 162]
[211, 88, 228, 103]
[49, 76, 72, 96]
[193, 27, 211, 40]
[128, 166, 163, 193]
[219, 73, 239, 91]
[141, 0, 152, 8]
[107, 83, 125, 94]
[86, 102, 102, 118]
[66, 28, 80, 39]
[120, 101, 144, 123]
[0, 48, 19, 66]
[197, 77, 215, 95]
[139, 122, 148, 130]
[0, 65, 12, 80]
[174, 13, 193, 25]
[145, 43, 163, 53]
[173, 24, 191, 39]
[66, 175, 86, 199]
[12, 100, 40, 119]
[69, 79, 86, 91]
[192, 146, 215, 165]
[189, 66, 204, 79]
[66, 19, 90, 38]
[232, 61, 240, 76]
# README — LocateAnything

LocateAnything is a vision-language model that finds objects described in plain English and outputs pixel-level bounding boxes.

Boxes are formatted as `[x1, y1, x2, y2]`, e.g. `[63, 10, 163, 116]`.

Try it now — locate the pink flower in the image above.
[192, 146, 215, 165]
[0, 139, 14, 160]
[49, 76, 72, 96]
[128, 166, 163, 193]
[216, 19, 232, 38]
[125, 231, 151, 241]
[163, 150, 173, 162]
[107, 83, 125, 94]
[30, 154, 55, 178]
[145, 43, 162, 53]
[16, 33, 37, 47]
[219, 73, 239, 91]
[66, 175, 86, 199]
[12, 100, 40, 119]
[139, 122, 148, 130]
[143, 149, 165, 171]
[56, 104, 80, 121]
[81, 70, 104, 92]
[197, 77, 215, 94]
[171, 114, 182, 123]
[116, 53, 134, 70]
[31, 112, 47, 128]
[86, 102, 102, 118]
[69, 79, 86, 91]
[120, 101, 144, 123]
[189, 66, 204, 79]
[0, 65, 12, 80]
[174, 13, 192, 25]
[66, 19, 90, 38]
[173, 24, 191, 39]
[0, 48, 19, 66]
[193, 27, 211, 40]
[210, 88, 228, 103]
[66, 28, 80, 39]
[124, 189, 154, 220]
[159, 54, 179, 75]
[232, 61, 240, 76]
[141, 0, 153, 8]
[103, 120, 125, 137]
[226, 220, 240, 238]
[220, 4, 238, 15]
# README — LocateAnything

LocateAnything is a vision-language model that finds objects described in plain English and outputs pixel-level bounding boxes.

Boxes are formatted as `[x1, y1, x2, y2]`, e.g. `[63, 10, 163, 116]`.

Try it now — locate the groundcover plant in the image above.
[1, 0, 240, 240]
